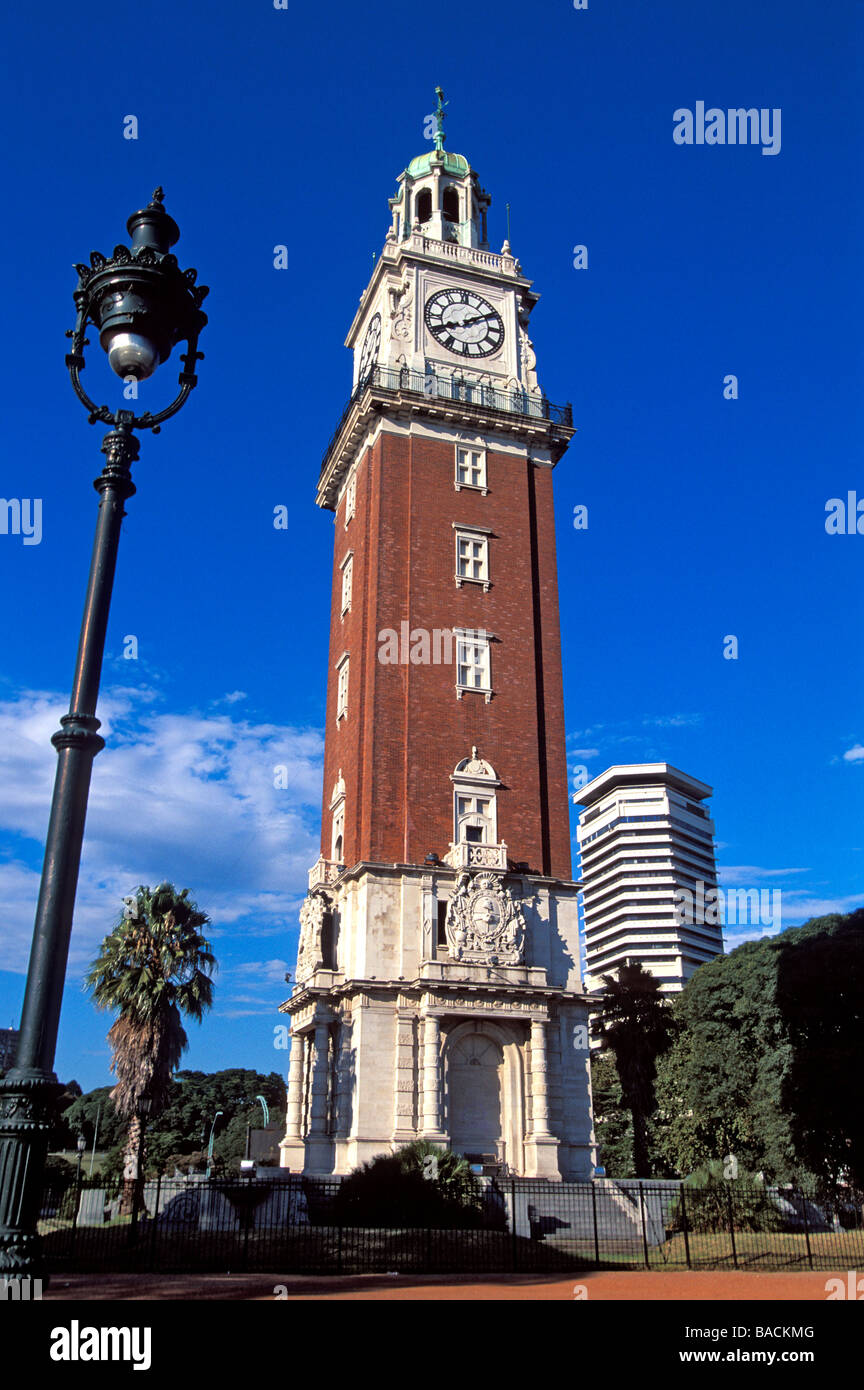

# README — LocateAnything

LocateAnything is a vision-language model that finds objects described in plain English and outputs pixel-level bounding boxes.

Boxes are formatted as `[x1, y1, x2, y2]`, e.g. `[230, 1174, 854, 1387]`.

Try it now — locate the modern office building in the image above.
[574, 763, 723, 996]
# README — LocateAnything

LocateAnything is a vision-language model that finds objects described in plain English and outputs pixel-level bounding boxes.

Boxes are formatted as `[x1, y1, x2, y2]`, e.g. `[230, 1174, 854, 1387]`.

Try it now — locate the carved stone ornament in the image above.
[389, 270, 413, 341]
[445, 871, 526, 965]
[296, 890, 330, 980]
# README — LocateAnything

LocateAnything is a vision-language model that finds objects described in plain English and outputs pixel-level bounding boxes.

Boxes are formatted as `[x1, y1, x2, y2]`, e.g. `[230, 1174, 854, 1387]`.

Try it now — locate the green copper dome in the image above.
[405, 149, 470, 179]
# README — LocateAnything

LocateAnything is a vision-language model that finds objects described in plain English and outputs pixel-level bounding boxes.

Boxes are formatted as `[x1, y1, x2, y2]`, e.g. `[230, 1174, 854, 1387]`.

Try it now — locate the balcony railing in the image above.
[444, 840, 508, 872]
[308, 857, 343, 890]
[320, 364, 573, 483]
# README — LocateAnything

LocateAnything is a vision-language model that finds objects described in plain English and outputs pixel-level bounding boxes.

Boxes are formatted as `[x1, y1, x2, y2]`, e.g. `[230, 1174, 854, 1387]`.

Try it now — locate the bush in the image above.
[333, 1141, 483, 1229]
[668, 1161, 783, 1234]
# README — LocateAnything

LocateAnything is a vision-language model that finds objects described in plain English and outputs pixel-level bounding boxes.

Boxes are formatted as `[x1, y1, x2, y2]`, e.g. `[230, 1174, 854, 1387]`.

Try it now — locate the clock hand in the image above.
[445, 311, 498, 329]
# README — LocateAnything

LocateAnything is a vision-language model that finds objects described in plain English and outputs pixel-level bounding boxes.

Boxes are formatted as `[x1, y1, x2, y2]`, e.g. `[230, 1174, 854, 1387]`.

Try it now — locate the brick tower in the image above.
[280, 95, 595, 1179]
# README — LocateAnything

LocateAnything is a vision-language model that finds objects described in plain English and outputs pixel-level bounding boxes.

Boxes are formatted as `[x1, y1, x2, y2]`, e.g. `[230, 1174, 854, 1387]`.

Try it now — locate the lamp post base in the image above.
[0, 1070, 63, 1275]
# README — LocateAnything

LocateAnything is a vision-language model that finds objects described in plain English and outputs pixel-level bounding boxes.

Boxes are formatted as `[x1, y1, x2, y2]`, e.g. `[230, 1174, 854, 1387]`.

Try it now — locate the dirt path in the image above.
[43, 1270, 846, 1300]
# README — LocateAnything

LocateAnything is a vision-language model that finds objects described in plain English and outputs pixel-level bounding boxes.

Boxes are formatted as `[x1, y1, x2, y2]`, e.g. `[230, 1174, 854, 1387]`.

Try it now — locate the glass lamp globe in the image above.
[106, 331, 160, 381]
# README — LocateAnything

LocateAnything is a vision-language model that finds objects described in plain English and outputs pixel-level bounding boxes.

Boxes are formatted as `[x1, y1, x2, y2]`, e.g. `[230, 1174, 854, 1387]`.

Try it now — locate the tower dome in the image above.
[388, 89, 491, 249]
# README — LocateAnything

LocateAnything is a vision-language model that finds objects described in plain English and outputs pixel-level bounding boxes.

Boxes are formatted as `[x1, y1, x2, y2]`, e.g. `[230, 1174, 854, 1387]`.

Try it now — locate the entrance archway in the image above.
[447, 1033, 504, 1159]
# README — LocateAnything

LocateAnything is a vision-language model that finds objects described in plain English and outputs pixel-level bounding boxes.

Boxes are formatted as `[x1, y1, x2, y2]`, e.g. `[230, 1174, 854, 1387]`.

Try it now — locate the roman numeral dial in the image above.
[424, 288, 505, 358]
[359, 312, 382, 382]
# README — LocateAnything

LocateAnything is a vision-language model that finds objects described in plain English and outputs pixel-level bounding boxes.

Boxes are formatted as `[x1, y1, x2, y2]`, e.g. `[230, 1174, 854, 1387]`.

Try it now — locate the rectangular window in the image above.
[336, 655, 349, 720]
[455, 446, 487, 492]
[437, 900, 449, 947]
[455, 533, 490, 590]
[455, 629, 491, 699]
[344, 471, 356, 526]
[340, 552, 353, 614]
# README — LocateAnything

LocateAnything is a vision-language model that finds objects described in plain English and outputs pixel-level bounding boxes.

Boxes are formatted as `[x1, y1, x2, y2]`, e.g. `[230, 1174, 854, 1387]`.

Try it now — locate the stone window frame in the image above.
[339, 550, 354, 615]
[344, 469, 357, 527]
[454, 442, 488, 495]
[335, 653, 349, 722]
[454, 627, 493, 702]
[452, 521, 492, 591]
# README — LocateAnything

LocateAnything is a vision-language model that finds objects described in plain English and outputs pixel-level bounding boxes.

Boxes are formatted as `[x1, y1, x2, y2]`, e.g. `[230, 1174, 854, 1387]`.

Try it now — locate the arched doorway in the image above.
[448, 1033, 504, 1159]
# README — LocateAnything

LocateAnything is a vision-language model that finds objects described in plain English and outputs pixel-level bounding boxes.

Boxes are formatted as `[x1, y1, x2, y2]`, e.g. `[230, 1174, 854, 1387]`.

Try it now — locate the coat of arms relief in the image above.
[444, 871, 527, 965]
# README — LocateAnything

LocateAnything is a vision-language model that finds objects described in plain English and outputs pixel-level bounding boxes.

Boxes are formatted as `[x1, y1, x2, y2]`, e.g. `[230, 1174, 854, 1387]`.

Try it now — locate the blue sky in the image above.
[0, 0, 861, 1093]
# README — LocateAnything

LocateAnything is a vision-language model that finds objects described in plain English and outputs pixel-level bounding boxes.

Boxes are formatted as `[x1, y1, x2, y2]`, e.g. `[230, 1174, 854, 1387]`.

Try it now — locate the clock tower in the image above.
[280, 93, 595, 1180]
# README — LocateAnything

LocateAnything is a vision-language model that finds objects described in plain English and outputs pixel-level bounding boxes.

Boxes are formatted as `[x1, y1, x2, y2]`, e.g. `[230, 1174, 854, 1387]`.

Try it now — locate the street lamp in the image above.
[0, 188, 208, 1275]
[205, 1111, 223, 1179]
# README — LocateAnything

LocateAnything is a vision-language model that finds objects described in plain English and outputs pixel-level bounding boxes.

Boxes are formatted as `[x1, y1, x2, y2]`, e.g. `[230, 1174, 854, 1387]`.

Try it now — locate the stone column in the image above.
[421, 1013, 444, 1138]
[309, 1023, 331, 1136]
[530, 1020, 551, 1137]
[285, 1031, 305, 1140]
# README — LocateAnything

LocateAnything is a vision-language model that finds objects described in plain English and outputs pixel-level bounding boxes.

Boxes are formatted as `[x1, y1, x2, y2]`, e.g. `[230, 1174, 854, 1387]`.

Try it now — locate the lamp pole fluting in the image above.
[0, 189, 208, 1274]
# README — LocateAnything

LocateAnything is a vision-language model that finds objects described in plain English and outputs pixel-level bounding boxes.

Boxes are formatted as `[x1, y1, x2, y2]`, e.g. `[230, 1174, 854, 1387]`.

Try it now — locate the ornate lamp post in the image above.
[0, 189, 208, 1274]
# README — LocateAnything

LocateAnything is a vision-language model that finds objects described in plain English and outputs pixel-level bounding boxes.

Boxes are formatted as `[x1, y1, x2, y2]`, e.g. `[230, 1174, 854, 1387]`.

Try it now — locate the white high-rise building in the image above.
[574, 764, 723, 996]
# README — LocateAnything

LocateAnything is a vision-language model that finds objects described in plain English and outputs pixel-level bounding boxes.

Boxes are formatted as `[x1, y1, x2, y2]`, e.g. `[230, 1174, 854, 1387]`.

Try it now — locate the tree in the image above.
[589, 1052, 634, 1177]
[591, 962, 675, 1177]
[85, 884, 216, 1187]
[655, 908, 864, 1195]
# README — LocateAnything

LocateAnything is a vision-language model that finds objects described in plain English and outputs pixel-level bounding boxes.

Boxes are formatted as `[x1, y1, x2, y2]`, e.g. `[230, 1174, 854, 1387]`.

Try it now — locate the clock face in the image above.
[424, 288, 505, 358]
[358, 313, 381, 381]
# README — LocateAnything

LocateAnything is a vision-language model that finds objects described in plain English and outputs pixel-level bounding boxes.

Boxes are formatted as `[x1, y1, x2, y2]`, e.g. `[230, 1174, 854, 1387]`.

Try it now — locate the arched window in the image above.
[442, 187, 459, 223]
[416, 188, 432, 224]
[330, 771, 346, 864]
[451, 747, 500, 846]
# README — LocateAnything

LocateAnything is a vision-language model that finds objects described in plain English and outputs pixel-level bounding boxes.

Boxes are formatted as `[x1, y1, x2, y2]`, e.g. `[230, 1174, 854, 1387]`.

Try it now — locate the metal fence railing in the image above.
[319, 364, 573, 485]
[35, 1173, 864, 1276]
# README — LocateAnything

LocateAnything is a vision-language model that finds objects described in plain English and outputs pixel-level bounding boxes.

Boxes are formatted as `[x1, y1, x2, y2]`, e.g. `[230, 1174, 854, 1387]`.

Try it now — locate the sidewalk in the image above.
[42, 1270, 845, 1300]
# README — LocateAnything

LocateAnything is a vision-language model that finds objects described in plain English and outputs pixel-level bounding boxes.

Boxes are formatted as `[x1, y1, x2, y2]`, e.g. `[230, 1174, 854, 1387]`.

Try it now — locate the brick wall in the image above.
[319, 426, 572, 880]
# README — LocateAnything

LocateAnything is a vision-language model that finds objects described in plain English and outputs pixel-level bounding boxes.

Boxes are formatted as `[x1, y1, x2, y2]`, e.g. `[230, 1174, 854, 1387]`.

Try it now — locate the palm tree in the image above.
[85, 883, 216, 1191]
[592, 962, 674, 1178]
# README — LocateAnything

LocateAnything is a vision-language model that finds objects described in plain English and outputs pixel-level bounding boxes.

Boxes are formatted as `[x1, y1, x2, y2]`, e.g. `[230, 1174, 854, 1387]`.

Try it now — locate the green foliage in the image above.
[592, 963, 675, 1177]
[668, 1162, 783, 1234]
[655, 909, 864, 1193]
[85, 883, 216, 1121]
[60, 1086, 126, 1155]
[57, 1069, 286, 1179]
[590, 1052, 635, 1176]
[334, 1141, 484, 1228]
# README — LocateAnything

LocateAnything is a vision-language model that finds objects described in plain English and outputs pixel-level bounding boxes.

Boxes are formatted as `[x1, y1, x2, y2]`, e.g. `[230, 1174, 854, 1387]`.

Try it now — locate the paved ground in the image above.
[42, 1270, 846, 1300]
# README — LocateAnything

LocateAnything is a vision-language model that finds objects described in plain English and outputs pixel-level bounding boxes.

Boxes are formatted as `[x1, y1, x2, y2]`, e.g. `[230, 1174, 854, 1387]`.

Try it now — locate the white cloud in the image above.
[0, 686, 322, 977]
[642, 714, 704, 729]
[842, 744, 864, 763]
[717, 865, 809, 885]
[722, 892, 864, 948]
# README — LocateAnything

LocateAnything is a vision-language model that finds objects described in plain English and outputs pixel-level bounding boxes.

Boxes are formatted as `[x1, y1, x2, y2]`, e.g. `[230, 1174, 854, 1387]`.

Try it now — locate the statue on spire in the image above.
[433, 85, 448, 151]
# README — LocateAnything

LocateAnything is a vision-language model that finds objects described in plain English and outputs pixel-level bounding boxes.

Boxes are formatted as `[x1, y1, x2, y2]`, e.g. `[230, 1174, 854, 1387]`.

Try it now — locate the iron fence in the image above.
[35, 1173, 864, 1276]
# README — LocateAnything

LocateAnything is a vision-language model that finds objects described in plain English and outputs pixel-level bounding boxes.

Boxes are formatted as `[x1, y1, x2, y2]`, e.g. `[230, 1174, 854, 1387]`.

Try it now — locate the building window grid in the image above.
[340, 553, 353, 614]
[336, 656, 349, 721]
[454, 630, 492, 701]
[455, 445, 488, 493]
[344, 471, 356, 526]
[455, 530, 490, 589]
